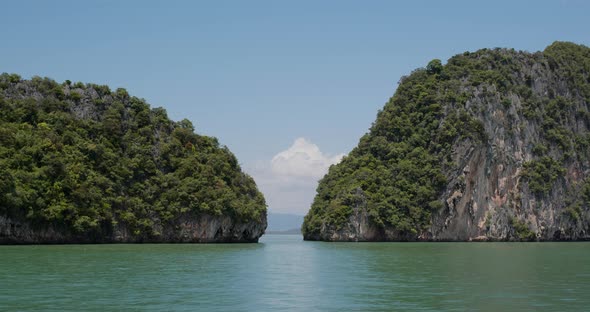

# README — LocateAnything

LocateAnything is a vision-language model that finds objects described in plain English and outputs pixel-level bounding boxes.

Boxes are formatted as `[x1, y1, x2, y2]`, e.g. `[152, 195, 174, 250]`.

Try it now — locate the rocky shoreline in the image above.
[0, 213, 267, 244]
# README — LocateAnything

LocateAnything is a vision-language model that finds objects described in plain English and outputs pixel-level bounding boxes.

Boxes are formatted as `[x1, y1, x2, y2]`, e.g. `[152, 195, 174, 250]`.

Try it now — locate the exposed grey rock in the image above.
[305, 44, 590, 242]
[0, 213, 267, 244]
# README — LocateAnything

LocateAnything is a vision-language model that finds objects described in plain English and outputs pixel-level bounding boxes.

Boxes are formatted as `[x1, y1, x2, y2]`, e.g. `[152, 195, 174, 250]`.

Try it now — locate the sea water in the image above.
[1, 235, 589, 311]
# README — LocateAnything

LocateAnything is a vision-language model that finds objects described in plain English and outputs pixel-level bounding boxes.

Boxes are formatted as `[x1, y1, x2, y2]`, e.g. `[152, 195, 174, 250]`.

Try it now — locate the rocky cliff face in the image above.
[303, 42, 590, 241]
[0, 213, 266, 244]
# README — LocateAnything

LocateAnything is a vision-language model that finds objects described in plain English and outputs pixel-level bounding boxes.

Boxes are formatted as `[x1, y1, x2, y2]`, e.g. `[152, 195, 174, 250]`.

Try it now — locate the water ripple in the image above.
[0, 236, 589, 311]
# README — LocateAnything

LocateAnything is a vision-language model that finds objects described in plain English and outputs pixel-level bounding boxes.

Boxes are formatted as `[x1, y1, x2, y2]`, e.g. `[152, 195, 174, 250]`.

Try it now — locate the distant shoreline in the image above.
[265, 229, 301, 235]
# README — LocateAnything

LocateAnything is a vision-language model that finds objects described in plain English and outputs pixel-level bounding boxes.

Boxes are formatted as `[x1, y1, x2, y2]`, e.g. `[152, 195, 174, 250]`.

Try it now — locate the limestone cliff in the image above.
[0, 213, 266, 244]
[303, 42, 590, 241]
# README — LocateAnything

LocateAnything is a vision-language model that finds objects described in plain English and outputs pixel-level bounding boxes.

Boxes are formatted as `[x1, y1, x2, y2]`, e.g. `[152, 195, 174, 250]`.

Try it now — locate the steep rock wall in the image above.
[0, 213, 266, 244]
[303, 42, 590, 241]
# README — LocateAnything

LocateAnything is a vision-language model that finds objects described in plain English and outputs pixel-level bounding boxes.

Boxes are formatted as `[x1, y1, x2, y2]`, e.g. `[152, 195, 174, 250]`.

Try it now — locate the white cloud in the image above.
[271, 138, 344, 179]
[246, 137, 344, 215]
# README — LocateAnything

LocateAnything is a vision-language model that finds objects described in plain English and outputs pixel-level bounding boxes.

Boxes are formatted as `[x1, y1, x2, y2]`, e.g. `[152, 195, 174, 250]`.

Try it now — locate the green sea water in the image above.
[1, 235, 589, 311]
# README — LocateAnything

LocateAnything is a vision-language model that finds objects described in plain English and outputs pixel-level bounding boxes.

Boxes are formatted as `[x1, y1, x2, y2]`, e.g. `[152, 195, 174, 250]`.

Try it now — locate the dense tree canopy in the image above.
[0, 74, 266, 237]
[303, 42, 590, 239]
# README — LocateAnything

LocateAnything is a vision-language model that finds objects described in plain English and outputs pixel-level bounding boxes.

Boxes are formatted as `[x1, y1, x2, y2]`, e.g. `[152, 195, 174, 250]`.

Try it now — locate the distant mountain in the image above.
[266, 228, 301, 235]
[267, 213, 304, 231]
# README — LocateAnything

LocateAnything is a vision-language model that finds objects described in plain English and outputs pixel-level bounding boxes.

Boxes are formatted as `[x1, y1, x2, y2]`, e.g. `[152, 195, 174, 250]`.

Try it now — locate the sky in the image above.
[1, 0, 589, 215]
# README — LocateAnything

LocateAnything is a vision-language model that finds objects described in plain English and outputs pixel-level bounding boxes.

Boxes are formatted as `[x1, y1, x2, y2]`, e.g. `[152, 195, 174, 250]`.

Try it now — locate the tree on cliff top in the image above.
[0, 75, 267, 237]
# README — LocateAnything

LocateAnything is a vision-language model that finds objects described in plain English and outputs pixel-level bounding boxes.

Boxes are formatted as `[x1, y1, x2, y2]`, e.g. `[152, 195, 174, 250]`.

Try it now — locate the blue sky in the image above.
[1, 0, 589, 214]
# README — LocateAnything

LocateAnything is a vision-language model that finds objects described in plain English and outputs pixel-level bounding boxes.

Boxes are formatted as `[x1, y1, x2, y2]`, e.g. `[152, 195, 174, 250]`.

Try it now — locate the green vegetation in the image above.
[303, 42, 590, 239]
[544, 41, 590, 103]
[521, 156, 565, 196]
[510, 217, 536, 241]
[565, 204, 582, 222]
[520, 43, 590, 158]
[0, 74, 266, 237]
[564, 179, 590, 222]
[304, 48, 500, 237]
